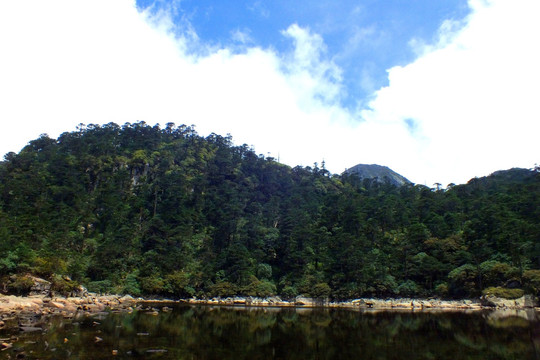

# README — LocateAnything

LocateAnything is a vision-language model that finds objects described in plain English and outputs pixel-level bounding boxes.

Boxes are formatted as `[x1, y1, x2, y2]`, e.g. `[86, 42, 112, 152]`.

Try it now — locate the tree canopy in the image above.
[1, 122, 539, 299]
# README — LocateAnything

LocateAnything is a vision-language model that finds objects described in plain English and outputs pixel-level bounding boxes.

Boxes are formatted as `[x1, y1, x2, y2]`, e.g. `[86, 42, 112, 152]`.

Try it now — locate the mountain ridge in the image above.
[343, 163, 412, 187]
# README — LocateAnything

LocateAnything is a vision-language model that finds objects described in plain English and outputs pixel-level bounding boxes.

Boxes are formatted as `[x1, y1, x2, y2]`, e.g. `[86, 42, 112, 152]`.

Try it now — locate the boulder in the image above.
[295, 296, 315, 306]
[19, 326, 43, 332]
[28, 276, 51, 296]
[70, 285, 89, 298]
[266, 296, 283, 304]
[364, 299, 393, 309]
[295, 296, 329, 307]
[392, 299, 414, 308]
[49, 301, 65, 309]
[481, 295, 536, 308]
[524, 295, 537, 308]
[118, 295, 134, 304]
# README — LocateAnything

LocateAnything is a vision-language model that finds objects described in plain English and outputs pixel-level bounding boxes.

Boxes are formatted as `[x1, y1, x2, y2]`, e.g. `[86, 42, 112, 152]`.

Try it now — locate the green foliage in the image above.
[256, 263, 272, 280]
[208, 281, 238, 297]
[139, 275, 164, 295]
[0, 245, 35, 274]
[281, 286, 298, 299]
[448, 264, 479, 297]
[51, 274, 79, 296]
[522, 270, 540, 295]
[482, 287, 525, 299]
[243, 276, 277, 297]
[479, 260, 519, 288]
[370, 275, 398, 297]
[0, 121, 538, 300]
[165, 271, 196, 297]
[122, 271, 142, 296]
[33, 256, 68, 278]
[86, 280, 113, 294]
[7, 275, 34, 295]
[397, 280, 420, 297]
[435, 283, 449, 297]
[311, 282, 332, 298]
[0, 251, 18, 275]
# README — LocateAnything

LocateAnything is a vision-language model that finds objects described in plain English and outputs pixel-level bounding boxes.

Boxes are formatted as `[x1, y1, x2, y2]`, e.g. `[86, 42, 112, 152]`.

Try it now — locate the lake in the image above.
[2, 304, 540, 359]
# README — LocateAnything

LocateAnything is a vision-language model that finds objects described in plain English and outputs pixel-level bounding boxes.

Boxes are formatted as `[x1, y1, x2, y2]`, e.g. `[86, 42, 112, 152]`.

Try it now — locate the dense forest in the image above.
[1, 122, 539, 300]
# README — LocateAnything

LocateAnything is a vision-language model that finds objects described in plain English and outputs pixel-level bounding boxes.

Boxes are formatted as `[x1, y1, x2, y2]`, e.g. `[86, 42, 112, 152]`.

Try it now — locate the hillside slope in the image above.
[0, 122, 539, 299]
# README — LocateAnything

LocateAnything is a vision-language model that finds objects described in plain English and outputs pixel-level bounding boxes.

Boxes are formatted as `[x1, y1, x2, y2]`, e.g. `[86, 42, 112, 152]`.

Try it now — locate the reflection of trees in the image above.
[5, 306, 540, 359]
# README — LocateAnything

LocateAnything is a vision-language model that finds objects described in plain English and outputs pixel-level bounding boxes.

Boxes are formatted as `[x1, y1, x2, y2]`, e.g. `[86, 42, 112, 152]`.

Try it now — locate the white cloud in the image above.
[0, 0, 538, 186]
[230, 29, 253, 45]
[0, 1, 345, 171]
[358, 0, 540, 185]
[281, 24, 344, 106]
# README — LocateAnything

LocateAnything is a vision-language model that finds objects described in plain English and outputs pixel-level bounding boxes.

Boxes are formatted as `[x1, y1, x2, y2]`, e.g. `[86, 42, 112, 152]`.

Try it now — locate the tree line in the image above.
[1, 122, 539, 299]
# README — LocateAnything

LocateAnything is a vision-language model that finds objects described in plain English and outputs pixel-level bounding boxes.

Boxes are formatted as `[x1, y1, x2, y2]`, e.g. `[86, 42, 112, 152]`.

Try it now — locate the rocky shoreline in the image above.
[0, 293, 138, 334]
[2, 276, 537, 330]
[178, 294, 538, 311]
[1, 292, 538, 331]
[1, 292, 539, 350]
[1, 293, 537, 319]
[2, 295, 538, 359]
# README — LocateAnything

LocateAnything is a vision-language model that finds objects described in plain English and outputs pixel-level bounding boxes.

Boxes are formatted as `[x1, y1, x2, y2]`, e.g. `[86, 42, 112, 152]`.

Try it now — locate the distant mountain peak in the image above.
[343, 163, 412, 187]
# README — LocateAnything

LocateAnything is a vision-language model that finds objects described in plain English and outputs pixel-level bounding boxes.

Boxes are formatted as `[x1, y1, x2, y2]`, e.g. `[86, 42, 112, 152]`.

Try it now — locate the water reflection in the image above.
[2, 305, 540, 359]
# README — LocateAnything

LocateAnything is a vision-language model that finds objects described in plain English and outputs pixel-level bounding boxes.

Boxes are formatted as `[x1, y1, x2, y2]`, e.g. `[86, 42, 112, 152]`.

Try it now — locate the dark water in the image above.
[2, 305, 540, 359]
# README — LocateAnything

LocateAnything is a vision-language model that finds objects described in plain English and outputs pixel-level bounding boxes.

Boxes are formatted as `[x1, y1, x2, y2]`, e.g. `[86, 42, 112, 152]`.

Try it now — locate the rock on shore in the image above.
[179, 295, 538, 310]
[2, 293, 537, 320]
[0, 293, 137, 318]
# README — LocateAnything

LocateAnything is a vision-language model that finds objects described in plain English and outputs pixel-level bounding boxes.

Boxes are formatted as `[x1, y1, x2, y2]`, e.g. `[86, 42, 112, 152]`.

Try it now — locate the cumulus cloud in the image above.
[0, 0, 345, 170]
[281, 24, 344, 106]
[0, 0, 538, 186]
[358, 0, 540, 185]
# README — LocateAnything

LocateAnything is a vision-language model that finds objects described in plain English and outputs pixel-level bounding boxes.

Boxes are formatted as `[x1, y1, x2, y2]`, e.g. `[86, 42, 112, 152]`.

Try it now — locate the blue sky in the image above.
[0, 0, 539, 186]
[136, 0, 470, 107]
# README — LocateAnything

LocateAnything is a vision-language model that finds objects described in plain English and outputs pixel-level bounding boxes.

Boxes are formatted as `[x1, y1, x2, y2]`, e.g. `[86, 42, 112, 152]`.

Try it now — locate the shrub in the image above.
[448, 264, 479, 297]
[0, 251, 18, 275]
[33, 257, 67, 278]
[244, 278, 277, 297]
[165, 271, 195, 297]
[7, 275, 34, 295]
[86, 280, 113, 294]
[331, 283, 361, 300]
[523, 270, 540, 295]
[435, 282, 449, 297]
[479, 260, 519, 288]
[208, 281, 238, 297]
[281, 285, 298, 300]
[311, 282, 331, 298]
[122, 272, 142, 296]
[297, 274, 318, 295]
[139, 276, 163, 294]
[256, 264, 272, 280]
[51, 274, 79, 296]
[482, 286, 524, 299]
[397, 280, 420, 297]
[368, 274, 398, 297]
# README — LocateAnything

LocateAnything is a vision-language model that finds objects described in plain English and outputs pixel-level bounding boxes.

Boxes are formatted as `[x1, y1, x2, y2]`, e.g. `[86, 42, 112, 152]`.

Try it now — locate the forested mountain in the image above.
[1, 122, 539, 300]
